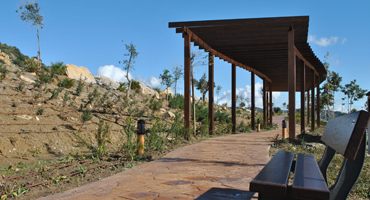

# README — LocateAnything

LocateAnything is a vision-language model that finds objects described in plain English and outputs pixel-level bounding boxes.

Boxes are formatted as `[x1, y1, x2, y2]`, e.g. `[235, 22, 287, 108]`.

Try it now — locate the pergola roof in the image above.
[169, 16, 326, 91]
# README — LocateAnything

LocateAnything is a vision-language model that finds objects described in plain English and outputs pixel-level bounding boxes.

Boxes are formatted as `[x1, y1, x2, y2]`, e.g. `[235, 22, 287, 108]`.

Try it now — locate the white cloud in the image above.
[135, 75, 162, 88]
[308, 35, 338, 47]
[96, 65, 132, 83]
[96, 65, 162, 89]
[341, 38, 347, 44]
[216, 82, 280, 108]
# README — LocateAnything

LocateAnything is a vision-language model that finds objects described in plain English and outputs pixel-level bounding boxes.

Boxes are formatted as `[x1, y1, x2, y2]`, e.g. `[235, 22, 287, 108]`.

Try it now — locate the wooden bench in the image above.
[250, 110, 370, 200]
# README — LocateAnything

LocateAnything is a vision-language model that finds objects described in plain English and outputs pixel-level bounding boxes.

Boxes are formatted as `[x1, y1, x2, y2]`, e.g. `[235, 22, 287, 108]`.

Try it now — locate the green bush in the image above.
[169, 94, 184, 109]
[131, 80, 140, 90]
[76, 78, 84, 96]
[58, 78, 75, 89]
[39, 72, 52, 84]
[214, 111, 231, 123]
[0, 42, 30, 68]
[81, 109, 93, 122]
[149, 99, 162, 112]
[50, 61, 66, 75]
[117, 82, 127, 93]
[153, 87, 161, 93]
[0, 64, 8, 81]
[36, 108, 44, 115]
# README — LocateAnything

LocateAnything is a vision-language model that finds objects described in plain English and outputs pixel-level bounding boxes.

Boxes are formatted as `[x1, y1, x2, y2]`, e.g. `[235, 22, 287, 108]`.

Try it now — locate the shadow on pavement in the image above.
[195, 187, 256, 200]
[157, 157, 266, 167]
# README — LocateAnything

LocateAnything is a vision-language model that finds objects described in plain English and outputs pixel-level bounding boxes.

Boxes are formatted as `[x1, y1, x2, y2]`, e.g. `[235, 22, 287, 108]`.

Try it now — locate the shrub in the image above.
[153, 87, 161, 93]
[75, 78, 84, 96]
[18, 82, 24, 92]
[147, 118, 167, 150]
[50, 61, 66, 75]
[0, 64, 8, 81]
[120, 116, 138, 160]
[39, 72, 52, 84]
[149, 99, 162, 112]
[81, 109, 93, 122]
[214, 111, 231, 123]
[36, 108, 44, 115]
[48, 88, 63, 100]
[169, 94, 184, 109]
[58, 78, 75, 89]
[63, 91, 70, 107]
[117, 82, 127, 93]
[131, 80, 140, 90]
[73, 120, 111, 158]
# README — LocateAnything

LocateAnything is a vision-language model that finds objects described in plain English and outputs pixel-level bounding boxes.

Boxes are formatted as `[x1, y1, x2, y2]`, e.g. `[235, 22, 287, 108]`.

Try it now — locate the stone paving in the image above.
[40, 116, 295, 200]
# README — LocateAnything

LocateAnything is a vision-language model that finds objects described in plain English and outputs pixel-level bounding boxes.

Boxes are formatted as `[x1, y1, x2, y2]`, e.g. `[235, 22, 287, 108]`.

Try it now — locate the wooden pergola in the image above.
[169, 16, 326, 139]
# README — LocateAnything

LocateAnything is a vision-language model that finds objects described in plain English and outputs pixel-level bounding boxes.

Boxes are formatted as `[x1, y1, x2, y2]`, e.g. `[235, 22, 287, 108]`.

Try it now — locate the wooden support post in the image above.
[269, 81, 272, 126]
[232, 64, 236, 133]
[251, 72, 255, 130]
[184, 33, 191, 140]
[263, 78, 266, 129]
[311, 70, 315, 131]
[300, 61, 305, 134]
[367, 92, 370, 112]
[288, 28, 296, 139]
[307, 90, 310, 126]
[208, 53, 214, 135]
[316, 75, 320, 127]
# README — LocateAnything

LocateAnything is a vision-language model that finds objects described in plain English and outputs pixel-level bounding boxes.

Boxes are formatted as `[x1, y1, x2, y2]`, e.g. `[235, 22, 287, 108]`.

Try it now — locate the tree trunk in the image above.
[174, 81, 177, 96]
[37, 24, 41, 68]
[202, 92, 205, 102]
[166, 89, 168, 101]
[126, 67, 131, 99]
[191, 66, 196, 134]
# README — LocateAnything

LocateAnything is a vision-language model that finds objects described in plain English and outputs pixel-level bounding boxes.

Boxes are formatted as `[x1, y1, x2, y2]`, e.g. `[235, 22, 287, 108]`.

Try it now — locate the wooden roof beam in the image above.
[183, 26, 271, 82]
[294, 46, 319, 77]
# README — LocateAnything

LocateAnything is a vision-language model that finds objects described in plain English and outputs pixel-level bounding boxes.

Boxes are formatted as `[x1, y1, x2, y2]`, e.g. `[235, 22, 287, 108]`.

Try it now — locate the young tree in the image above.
[282, 102, 287, 114]
[16, 1, 44, 68]
[159, 69, 173, 101]
[329, 71, 342, 115]
[320, 52, 334, 119]
[171, 64, 183, 96]
[216, 85, 222, 104]
[341, 79, 367, 113]
[119, 41, 138, 98]
[190, 51, 206, 132]
[195, 73, 211, 102]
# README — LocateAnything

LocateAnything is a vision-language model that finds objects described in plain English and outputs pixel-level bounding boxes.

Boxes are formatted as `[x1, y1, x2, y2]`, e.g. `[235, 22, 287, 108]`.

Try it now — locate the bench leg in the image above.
[328, 137, 366, 200]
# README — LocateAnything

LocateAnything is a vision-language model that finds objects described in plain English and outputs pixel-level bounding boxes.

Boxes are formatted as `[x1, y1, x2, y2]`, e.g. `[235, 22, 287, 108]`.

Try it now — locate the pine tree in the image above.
[119, 41, 138, 98]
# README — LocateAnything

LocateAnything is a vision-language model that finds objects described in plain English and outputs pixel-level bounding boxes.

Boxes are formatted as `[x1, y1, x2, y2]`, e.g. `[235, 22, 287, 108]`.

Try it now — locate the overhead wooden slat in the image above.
[169, 16, 326, 92]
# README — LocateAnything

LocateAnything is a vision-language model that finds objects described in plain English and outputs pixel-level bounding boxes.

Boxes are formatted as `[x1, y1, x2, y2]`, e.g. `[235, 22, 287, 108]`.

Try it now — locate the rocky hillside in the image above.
[0, 42, 257, 167]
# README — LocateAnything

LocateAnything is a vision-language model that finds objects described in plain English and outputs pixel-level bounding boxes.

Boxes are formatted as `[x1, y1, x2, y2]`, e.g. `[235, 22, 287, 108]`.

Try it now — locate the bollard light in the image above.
[257, 119, 261, 132]
[282, 120, 287, 138]
[137, 119, 145, 155]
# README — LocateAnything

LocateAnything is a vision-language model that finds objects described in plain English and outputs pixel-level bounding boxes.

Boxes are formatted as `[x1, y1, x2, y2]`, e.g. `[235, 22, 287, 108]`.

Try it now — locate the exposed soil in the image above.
[0, 68, 257, 199]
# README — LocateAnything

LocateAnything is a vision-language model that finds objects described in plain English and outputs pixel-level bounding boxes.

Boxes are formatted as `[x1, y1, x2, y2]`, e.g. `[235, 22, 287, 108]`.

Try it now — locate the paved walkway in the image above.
[40, 116, 292, 200]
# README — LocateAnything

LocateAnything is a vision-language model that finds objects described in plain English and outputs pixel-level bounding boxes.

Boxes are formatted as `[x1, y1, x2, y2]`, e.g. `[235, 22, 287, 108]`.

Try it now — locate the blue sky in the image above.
[1, 0, 369, 112]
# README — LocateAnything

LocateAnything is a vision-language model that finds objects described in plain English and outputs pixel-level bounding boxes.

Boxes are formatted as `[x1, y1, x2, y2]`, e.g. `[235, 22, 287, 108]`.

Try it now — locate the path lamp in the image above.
[137, 119, 145, 155]
[257, 119, 261, 132]
[282, 120, 287, 138]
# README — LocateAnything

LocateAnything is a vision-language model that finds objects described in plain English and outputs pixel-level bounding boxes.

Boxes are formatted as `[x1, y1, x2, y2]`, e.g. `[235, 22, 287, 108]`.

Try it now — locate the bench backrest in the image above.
[318, 110, 370, 200]
[321, 110, 370, 160]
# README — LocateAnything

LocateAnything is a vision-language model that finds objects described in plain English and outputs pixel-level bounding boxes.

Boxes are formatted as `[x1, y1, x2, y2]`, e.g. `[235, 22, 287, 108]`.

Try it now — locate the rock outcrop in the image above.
[65, 64, 95, 84]
[0, 50, 12, 67]
[94, 75, 119, 90]
[161, 87, 173, 97]
[139, 82, 159, 99]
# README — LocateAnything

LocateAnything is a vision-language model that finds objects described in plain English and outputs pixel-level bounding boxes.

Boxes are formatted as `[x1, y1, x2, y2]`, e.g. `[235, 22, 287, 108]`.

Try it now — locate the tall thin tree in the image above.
[216, 85, 222, 104]
[190, 51, 206, 132]
[16, 1, 44, 68]
[159, 69, 173, 101]
[119, 41, 138, 98]
[171, 64, 183, 96]
[341, 79, 367, 113]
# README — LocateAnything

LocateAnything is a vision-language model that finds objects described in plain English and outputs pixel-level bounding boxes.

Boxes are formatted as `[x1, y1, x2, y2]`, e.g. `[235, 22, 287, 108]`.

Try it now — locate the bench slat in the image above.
[250, 151, 294, 196]
[292, 153, 330, 200]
